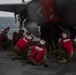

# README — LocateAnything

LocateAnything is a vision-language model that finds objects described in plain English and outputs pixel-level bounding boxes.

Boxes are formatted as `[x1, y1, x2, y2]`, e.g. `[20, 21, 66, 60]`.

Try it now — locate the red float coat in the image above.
[61, 38, 74, 53]
[30, 45, 46, 62]
[16, 37, 29, 52]
[0, 30, 7, 42]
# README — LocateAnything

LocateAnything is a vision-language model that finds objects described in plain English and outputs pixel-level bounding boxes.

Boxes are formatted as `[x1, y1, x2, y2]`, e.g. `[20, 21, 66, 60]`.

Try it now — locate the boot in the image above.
[58, 58, 66, 64]
[11, 53, 19, 61]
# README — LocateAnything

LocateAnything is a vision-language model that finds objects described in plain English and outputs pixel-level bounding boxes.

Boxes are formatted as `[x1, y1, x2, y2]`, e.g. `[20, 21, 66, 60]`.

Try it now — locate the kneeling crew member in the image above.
[12, 34, 33, 60]
[56, 32, 74, 63]
[23, 40, 49, 67]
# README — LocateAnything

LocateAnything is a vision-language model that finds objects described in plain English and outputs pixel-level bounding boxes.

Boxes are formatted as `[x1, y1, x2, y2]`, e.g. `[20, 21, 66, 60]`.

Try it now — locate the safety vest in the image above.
[0, 31, 6, 42]
[16, 37, 29, 52]
[61, 38, 74, 53]
[30, 45, 46, 62]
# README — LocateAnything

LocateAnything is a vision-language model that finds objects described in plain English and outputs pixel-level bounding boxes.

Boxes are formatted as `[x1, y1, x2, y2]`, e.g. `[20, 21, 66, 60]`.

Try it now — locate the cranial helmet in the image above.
[26, 35, 33, 40]
[4, 27, 10, 31]
[62, 32, 67, 38]
[40, 40, 46, 45]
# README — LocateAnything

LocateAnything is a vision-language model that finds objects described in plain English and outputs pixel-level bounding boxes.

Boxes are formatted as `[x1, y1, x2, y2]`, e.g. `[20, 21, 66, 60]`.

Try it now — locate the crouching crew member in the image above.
[56, 32, 74, 63]
[12, 29, 24, 46]
[12, 33, 33, 60]
[0, 27, 11, 50]
[23, 39, 49, 67]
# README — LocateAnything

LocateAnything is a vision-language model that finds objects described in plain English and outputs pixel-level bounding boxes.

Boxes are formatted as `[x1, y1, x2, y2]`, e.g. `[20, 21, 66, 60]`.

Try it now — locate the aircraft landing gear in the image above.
[18, 14, 24, 30]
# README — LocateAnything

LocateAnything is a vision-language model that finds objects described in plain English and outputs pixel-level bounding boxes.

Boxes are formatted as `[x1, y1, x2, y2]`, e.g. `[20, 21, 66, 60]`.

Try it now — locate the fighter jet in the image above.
[0, 0, 76, 38]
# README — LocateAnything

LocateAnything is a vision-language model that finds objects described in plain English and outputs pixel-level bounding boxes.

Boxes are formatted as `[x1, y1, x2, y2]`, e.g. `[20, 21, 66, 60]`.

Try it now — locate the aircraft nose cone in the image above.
[24, 21, 40, 38]
[56, 0, 76, 26]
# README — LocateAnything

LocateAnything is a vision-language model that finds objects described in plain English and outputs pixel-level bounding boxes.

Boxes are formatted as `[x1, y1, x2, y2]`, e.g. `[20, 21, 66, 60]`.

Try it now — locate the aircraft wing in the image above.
[0, 3, 27, 14]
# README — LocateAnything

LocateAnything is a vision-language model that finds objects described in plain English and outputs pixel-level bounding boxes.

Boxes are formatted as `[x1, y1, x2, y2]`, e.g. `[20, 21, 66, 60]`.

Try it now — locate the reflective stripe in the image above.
[35, 46, 43, 51]
[63, 39, 70, 42]
[22, 38, 28, 42]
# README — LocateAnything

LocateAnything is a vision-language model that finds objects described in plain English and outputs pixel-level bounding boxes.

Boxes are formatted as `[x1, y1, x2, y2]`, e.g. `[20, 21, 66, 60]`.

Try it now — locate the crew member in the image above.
[0, 27, 11, 50]
[12, 29, 24, 45]
[12, 34, 33, 60]
[56, 32, 74, 63]
[22, 39, 49, 67]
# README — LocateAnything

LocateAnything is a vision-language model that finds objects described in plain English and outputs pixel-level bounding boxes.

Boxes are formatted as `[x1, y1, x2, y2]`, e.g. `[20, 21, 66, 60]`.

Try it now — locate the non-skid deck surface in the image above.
[0, 50, 76, 75]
